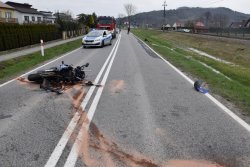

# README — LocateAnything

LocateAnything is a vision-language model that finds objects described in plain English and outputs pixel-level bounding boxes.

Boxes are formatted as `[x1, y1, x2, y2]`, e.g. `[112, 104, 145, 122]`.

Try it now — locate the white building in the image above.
[6, 1, 43, 24]
[173, 21, 185, 30]
[40, 11, 56, 24]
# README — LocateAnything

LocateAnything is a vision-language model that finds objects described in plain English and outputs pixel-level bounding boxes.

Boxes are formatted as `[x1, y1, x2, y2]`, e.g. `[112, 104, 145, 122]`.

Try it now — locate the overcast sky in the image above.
[3, 0, 250, 17]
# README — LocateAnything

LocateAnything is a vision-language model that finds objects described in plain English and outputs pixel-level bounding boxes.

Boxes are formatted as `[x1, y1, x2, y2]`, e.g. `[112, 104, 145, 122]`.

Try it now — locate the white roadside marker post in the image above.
[40, 39, 44, 56]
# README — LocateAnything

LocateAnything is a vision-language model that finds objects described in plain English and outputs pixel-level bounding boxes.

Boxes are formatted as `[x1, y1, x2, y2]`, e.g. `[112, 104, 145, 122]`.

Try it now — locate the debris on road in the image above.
[17, 76, 101, 95]
[26, 61, 89, 93]
[194, 80, 209, 94]
[84, 81, 102, 87]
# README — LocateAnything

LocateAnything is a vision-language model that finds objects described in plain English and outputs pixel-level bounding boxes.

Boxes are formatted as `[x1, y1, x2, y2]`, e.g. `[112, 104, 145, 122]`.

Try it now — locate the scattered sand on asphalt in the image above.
[109, 80, 125, 94]
[67, 84, 86, 110]
[17, 77, 39, 90]
[72, 122, 228, 167]
[17, 78, 228, 167]
[155, 128, 166, 136]
[86, 123, 158, 167]
[62, 84, 226, 167]
[164, 160, 226, 167]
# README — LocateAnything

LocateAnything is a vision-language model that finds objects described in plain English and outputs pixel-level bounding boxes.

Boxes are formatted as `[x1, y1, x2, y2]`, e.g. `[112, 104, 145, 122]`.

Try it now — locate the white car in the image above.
[82, 30, 112, 48]
[116, 28, 120, 34]
[183, 29, 191, 33]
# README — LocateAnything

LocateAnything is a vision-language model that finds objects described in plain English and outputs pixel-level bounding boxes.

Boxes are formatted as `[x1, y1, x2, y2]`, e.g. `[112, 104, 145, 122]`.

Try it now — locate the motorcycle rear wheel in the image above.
[28, 74, 43, 83]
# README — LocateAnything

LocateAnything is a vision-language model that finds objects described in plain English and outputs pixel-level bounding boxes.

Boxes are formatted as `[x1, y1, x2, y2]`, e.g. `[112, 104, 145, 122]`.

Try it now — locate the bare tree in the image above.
[124, 3, 137, 28]
[204, 11, 212, 27]
[117, 13, 125, 28]
[118, 13, 125, 19]
[63, 10, 74, 19]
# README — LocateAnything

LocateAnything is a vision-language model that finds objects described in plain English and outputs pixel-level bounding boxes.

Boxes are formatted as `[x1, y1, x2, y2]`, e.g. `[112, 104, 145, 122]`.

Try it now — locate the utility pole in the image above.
[162, 0, 167, 31]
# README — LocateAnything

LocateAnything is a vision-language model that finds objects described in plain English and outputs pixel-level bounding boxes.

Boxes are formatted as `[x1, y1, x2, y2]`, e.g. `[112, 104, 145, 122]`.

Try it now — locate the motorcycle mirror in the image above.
[85, 63, 89, 67]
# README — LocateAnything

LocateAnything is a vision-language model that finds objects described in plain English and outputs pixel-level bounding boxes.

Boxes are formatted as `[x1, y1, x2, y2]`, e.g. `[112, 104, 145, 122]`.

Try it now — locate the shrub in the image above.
[0, 23, 61, 51]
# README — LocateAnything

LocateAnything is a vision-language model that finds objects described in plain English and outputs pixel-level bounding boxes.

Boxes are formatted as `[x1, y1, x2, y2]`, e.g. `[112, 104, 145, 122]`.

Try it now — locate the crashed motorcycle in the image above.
[27, 61, 89, 93]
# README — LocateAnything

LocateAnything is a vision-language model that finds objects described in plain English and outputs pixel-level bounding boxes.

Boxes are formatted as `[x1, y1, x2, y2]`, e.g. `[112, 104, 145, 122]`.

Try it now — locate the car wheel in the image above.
[83, 45, 86, 48]
[101, 41, 104, 48]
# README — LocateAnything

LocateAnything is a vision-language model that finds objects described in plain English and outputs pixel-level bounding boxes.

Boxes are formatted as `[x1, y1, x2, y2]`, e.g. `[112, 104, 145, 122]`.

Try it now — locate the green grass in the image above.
[158, 31, 250, 68]
[132, 29, 250, 114]
[0, 39, 82, 82]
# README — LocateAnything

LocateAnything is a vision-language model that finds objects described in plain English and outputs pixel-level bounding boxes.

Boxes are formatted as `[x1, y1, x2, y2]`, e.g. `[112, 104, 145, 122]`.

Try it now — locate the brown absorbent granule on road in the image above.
[74, 123, 228, 167]
[63, 84, 86, 111]
[164, 160, 226, 167]
[76, 123, 159, 167]
[17, 77, 39, 90]
[72, 87, 86, 110]
[109, 80, 125, 94]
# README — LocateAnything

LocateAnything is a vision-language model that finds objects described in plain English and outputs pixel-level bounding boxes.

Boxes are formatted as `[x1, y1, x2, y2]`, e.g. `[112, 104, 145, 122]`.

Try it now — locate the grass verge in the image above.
[158, 31, 250, 68]
[132, 29, 250, 114]
[0, 39, 81, 83]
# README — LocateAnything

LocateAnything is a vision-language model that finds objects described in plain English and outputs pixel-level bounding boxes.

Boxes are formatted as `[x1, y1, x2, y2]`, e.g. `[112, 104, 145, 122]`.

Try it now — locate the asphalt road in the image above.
[0, 31, 250, 167]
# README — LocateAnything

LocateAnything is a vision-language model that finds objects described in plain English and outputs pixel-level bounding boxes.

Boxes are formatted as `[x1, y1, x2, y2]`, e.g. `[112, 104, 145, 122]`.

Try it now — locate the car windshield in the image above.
[98, 19, 113, 24]
[87, 31, 103, 37]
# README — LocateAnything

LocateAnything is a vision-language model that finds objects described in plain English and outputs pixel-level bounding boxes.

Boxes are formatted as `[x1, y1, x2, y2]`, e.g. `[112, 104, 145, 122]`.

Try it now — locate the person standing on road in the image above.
[127, 26, 130, 34]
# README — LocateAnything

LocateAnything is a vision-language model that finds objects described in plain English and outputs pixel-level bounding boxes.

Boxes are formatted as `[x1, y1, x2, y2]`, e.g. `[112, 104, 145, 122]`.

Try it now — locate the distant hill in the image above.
[120, 7, 250, 28]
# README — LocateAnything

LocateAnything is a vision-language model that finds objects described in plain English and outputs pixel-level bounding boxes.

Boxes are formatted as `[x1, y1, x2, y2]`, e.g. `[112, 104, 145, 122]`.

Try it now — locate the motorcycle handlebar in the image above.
[81, 63, 89, 68]
[60, 61, 89, 69]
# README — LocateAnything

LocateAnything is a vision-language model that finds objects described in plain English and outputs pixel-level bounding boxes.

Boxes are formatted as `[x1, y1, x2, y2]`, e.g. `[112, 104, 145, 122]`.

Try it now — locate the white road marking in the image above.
[206, 94, 250, 132]
[44, 36, 121, 167]
[63, 35, 121, 167]
[134, 34, 250, 133]
[0, 47, 82, 88]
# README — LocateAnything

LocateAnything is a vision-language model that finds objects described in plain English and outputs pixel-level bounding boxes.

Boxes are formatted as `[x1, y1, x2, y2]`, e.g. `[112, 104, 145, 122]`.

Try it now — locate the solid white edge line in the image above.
[0, 47, 82, 88]
[63, 35, 121, 167]
[134, 34, 250, 132]
[44, 37, 120, 167]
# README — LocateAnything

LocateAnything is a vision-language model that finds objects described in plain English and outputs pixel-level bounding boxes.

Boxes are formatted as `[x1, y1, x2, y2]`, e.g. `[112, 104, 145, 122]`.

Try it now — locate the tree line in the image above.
[0, 11, 99, 51]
